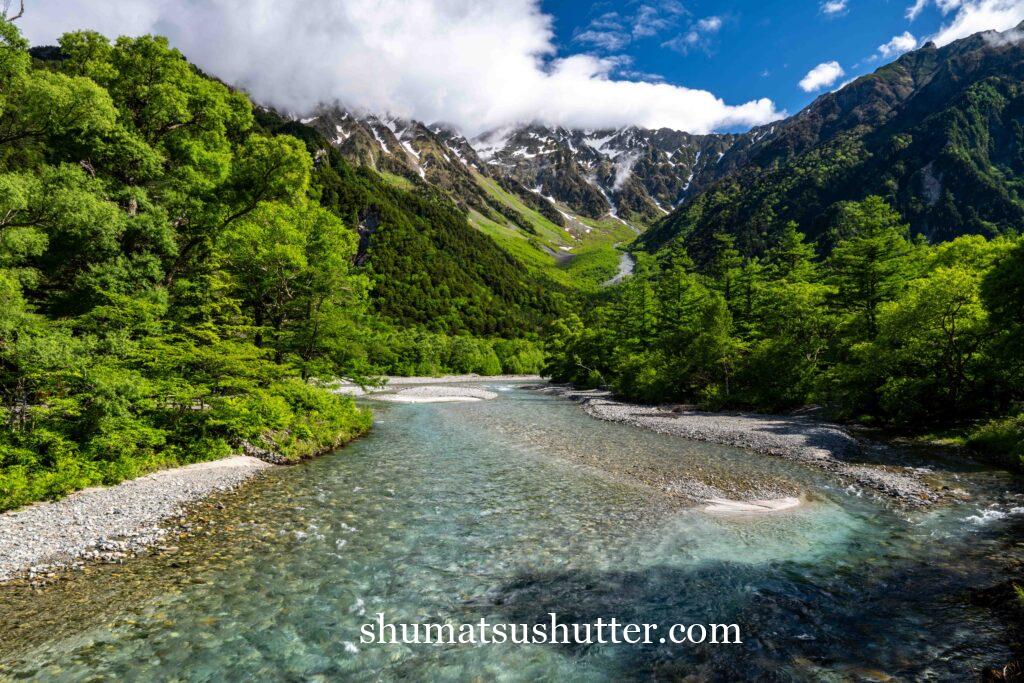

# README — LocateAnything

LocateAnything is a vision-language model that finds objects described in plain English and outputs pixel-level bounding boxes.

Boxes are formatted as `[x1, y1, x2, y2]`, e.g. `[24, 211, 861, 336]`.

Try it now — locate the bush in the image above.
[493, 339, 545, 375]
[967, 415, 1024, 469]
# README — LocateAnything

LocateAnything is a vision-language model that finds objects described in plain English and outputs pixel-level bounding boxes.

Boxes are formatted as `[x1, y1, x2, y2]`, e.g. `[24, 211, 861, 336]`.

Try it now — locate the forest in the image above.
[546, 196, 1024, 467]
[0, 22, 545, 510]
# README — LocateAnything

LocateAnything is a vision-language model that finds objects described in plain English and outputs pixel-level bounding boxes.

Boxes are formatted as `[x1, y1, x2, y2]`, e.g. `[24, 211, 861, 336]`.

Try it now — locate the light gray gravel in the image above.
[330, 375, 541, 396]
[370, 385, 499, 402]
[0, 456, 271, 584]
[542, 386, 946, 506]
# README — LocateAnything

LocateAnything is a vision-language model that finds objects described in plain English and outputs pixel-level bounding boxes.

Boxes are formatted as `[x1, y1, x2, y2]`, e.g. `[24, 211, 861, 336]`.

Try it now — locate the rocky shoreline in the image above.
[0, 456, 271, 585]
[541, 386, 954, 507]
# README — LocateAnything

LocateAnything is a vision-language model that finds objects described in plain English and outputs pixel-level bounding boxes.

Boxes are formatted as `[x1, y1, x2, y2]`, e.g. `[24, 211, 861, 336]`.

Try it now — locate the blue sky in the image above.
[21, 0, 1024, 134]
[542, 0, 1018, 117]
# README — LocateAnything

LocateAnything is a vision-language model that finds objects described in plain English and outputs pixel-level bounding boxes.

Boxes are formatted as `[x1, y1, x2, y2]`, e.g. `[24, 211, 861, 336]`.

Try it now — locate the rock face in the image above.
[470, 125, 739, 221]
[300, 107, 746, 225]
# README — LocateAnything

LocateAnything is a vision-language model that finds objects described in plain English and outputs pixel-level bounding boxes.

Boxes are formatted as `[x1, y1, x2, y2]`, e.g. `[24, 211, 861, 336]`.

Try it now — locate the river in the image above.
[1, 383, 1022, 680]
[602, 250, 635, 287]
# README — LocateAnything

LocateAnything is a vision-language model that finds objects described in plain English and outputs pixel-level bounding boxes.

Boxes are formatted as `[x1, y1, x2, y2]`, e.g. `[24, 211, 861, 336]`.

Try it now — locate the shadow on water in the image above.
[468, 542, 1018, 680]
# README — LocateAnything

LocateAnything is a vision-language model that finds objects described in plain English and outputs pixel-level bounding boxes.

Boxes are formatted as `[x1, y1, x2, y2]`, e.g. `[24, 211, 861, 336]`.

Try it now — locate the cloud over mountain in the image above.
[799, 61, 845, 91]
[20, 0, 782, 135]
[906, 0, 1024, 45]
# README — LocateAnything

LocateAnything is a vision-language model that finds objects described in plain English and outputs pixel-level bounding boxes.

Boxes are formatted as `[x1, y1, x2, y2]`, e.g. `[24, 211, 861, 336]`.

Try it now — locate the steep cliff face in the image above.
[301, 108, 746, 227]
[469, 125, 741, 222]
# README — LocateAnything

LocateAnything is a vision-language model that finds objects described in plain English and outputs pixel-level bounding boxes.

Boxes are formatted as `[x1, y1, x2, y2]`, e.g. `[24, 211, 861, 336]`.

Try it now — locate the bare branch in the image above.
[3, 0, 24, 21]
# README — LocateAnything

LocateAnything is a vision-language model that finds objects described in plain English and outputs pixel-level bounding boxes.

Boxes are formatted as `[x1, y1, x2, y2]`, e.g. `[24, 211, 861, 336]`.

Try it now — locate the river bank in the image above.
[329, 374, 541, 396]
[541, 385, 956, 506]
[0, 457, 271, 585]
[0, 377, 531, 585]
[0, 377, 980, 585]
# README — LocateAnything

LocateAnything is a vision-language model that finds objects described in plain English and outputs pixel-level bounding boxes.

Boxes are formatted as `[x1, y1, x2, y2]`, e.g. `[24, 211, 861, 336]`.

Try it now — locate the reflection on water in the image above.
[1, 385, 1021, 680]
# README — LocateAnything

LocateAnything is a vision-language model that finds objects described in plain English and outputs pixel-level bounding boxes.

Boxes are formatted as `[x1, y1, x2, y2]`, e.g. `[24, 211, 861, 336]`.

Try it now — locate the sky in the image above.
[19, 0, 1024, 136]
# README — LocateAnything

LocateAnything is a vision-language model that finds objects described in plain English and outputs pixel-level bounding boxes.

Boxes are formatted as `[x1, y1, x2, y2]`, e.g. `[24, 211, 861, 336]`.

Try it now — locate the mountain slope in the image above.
[299, 107, 641, 289]
[469, 124, 739, 222]
[641, 24, 1024, 261]
[256, 109, 567, 336]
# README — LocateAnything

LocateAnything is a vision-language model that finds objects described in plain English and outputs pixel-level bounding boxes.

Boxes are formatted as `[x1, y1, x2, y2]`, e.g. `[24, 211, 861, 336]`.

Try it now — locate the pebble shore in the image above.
[369, 385, 499, 403]
[542, 386, 948, 506]
[0, 456, 271, 584]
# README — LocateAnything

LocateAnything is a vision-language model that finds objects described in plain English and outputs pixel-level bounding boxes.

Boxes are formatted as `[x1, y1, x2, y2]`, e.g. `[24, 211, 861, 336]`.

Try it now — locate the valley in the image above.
[2, 10, 1024, 682]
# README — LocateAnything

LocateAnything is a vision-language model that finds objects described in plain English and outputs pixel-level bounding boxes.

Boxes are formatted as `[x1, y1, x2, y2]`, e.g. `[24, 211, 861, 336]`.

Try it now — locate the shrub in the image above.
[967, 415, 1024, 469]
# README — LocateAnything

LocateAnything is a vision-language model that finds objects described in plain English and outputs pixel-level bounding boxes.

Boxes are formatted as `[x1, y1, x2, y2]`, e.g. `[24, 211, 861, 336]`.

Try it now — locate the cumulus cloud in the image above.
[799, 61, 846, 91]
[19, 0, 782, 135]
[878, 31, 919, 57]
[821, 1, 849, 16]
[928, 0, 1024, 45]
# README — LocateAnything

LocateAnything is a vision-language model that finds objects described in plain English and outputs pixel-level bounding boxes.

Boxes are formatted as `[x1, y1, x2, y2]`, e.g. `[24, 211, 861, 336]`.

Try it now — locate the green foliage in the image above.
[0, 21, 373, 510]
[356, 326, 545, 377]
[548, 196, 1024, 442]
[826, 197, 916, 340]
[967, 415, 1024, 468]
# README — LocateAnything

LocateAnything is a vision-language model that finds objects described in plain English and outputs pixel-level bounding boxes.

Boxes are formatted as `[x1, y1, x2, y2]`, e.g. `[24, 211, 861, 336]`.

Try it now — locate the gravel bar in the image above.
[542, 386, 946, 506]
[0, 456, 271, 584]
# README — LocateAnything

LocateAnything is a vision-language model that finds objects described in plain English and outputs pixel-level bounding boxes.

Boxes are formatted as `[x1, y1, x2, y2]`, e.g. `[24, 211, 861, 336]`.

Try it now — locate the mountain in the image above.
[298, 107, 642, 290]
[302, 107, 742, 225]
[291, 107, 755, 293]
[279, 23, 1024, 282]
[254, 109, 567, 337]
[641, 23, 1024, 261]
[468, 125, 739, 221]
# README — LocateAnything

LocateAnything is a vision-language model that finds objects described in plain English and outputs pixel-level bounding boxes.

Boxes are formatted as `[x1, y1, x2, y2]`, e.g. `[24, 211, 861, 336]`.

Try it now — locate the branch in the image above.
[5, 0, 24, 21]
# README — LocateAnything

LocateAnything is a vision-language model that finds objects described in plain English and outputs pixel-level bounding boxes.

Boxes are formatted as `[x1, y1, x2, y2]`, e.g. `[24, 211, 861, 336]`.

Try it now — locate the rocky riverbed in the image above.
[0, 456, 271, 584]
[541, 386, 956, 507]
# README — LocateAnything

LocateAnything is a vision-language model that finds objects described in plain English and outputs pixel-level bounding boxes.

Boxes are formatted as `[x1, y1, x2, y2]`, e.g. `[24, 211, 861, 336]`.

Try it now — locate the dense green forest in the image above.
[547, 197, 1024, 466]
[0, 22, 548, 510]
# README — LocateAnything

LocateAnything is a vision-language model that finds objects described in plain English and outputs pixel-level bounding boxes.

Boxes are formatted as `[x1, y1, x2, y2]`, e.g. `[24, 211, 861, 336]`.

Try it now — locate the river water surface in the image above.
[1, 383, 1022, 680]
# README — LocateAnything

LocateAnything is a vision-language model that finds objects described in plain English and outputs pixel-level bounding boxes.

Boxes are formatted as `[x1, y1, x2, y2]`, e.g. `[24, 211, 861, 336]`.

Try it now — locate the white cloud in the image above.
[821, 1, 849, 15]
[928, 0, 1024, 45]
[878, 31, 918, 57]
[799, 60, 846, 91]
[575, 29, 631, 51]
[663, 16, 724, 53]
[906, 0, 931, 20]
[574, 2, 684, 51]
[632, 5, 671, 37]
[20, 0, 783, 135]
[696, 16, 723, 32]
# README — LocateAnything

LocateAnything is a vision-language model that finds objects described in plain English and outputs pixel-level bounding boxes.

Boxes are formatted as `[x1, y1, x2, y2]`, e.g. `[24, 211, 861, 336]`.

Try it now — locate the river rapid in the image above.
[1, 383, 1022, 680]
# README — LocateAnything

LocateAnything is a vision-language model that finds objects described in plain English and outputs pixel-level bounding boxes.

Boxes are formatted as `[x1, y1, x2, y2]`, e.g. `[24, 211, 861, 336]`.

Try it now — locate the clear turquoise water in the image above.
[1, 384, 1022, 681]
